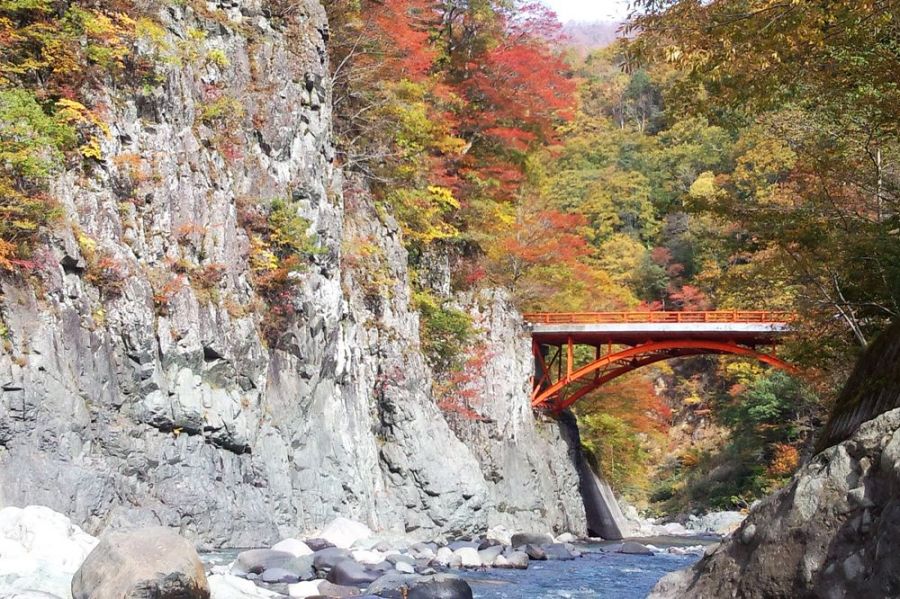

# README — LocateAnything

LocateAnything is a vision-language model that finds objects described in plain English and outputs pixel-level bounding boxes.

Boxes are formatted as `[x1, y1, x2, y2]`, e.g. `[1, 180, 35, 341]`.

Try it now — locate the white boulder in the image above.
[287, 580, 322, 598]
[434, 547, 453, 566]
[485, 525, 513, 546]
[0, 506, 99, 599]
[318, 518, 372, 549]
[209, 574, 279, 599]
[453, 547, 481, 568]
[555, 532, 577, 544]
[271, 538, 312, 557]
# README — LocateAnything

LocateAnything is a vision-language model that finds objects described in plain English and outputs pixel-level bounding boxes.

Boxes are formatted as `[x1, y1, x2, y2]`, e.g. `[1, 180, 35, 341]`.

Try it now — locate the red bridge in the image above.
[524, 311, 797, 413]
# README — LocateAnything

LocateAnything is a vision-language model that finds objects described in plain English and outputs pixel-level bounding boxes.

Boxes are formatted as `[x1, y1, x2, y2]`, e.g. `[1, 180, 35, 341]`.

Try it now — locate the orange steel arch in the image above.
[531, 339, 798, 412]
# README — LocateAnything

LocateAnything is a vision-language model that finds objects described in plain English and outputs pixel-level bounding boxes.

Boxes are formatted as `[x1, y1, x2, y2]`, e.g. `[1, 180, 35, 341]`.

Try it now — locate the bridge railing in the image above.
[523, 311, 796, 324]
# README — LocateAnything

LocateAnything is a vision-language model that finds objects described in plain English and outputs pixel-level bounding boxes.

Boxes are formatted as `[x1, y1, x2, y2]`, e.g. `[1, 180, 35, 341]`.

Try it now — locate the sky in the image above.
[544, 0, 631, 22]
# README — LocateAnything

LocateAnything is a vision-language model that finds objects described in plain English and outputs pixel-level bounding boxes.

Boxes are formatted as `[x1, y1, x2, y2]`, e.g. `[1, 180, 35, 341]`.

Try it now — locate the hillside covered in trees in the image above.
[1, 0, 897, 518]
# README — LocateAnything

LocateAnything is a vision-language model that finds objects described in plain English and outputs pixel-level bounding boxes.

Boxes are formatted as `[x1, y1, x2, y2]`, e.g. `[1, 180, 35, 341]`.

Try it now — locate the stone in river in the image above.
[434, 547, 453, 566]
[287, 580, 322, 598]
[407, 574, 473, 599]
[498, 551, 529, 569]
[318, 580, 363, 597]
[260, 567, 300, 583]
[477, 545, 503, 566]
[313, 547, 353, 572]
[511, 533, 553, 548]
[618, 541, 654, 555]
[285, 554, 316, 580]
[326, 559, 382, 586]
[364, 572, 422, 597]
[452, 547, 481, 568]
[232, 549, 295, 576]
[208, 574, 280, 599]
[543, 543, 576, 560]
[521, 544, 547, 560]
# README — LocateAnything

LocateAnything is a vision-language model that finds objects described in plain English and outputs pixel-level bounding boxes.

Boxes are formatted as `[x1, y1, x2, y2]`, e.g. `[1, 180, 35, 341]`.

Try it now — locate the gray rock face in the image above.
[649, 407, 900, 599]
[0, 0, 587, 548]
[444, 291, 589, 536]
[71, 527, 208, 599]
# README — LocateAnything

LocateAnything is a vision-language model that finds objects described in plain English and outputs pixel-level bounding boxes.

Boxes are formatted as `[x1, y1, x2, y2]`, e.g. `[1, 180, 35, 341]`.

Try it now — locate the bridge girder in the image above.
[531, 339, 798, 413]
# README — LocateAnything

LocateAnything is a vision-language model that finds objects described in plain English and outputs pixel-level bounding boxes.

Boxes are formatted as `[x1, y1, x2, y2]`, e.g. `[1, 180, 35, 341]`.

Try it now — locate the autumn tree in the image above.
[629, 0, 900, 367]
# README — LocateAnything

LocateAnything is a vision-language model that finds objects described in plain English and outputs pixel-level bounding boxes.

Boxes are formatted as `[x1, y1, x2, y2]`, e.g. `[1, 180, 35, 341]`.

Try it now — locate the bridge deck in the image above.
[524, 311, 792, 347]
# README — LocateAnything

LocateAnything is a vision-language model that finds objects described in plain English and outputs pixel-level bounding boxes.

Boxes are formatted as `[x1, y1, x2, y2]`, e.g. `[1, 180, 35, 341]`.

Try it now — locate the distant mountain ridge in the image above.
[563, 21, 624, 53]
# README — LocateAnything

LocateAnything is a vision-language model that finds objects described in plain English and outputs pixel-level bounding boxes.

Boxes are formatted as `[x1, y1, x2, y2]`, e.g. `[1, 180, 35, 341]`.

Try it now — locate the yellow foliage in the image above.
[249, 235, 278, 272]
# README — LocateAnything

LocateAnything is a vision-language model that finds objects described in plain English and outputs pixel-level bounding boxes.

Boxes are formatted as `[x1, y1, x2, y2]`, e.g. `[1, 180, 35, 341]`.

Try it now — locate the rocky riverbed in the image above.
[0, 505, 721, 599]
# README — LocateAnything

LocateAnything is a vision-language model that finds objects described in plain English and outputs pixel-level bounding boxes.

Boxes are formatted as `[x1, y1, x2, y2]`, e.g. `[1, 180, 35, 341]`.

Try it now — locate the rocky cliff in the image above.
[0, 0, 587, 547]
[649, 322, 900, 599]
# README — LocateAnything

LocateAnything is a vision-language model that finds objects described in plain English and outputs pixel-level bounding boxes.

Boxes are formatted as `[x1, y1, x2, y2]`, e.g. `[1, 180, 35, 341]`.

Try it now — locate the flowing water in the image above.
[459, 543, 702, 598]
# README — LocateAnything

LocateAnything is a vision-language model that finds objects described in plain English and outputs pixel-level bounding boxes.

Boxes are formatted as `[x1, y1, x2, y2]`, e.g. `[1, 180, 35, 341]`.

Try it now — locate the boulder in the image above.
[555, 533, 578, 544]
[510, 533, 553, 548]
[433, 547, 453, 566]
[521, 544, 547, 560]
[208, 574, 279, 599]
[284, 554, 315, 581]
[650, 407, 900, 599]
[477, 545, 503, 566]
[543, 543, 576, 561]
[407, 575, 473, 599]
[319, 519, 373, 550]
[287, 580, 322, 598]
[395, 562, 415, 574]
[272, 539, 314, 558]
[0, 506, 98, 599]
[326, 560, 382, 586]
[313, 548, 353, 572]
[451, 547, 480, 568]
[485, 526, 513, 546]
[71, 527, 208, 599]
[231, 549, 295, 576]
[364, 572, 422, 598]
[384, 554, 414, 566]
[305, 539, 335, 552]
[260, 567, 300, 583]
[318, 580, 363, 597]
[364, 573, 470, 599]
[618, 541, 653, 556]
[497, 551, 528, 569]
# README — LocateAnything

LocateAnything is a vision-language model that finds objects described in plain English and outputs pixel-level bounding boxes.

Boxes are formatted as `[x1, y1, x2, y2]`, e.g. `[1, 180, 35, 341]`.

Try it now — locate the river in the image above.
[203, 536, 709, 598]
[459, 542, 701, 598]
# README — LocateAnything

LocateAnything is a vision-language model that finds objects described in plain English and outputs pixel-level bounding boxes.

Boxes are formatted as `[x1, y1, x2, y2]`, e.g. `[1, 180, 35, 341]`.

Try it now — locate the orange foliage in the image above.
[767, 443, 800, 477]
[580, 372, 672, 435]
